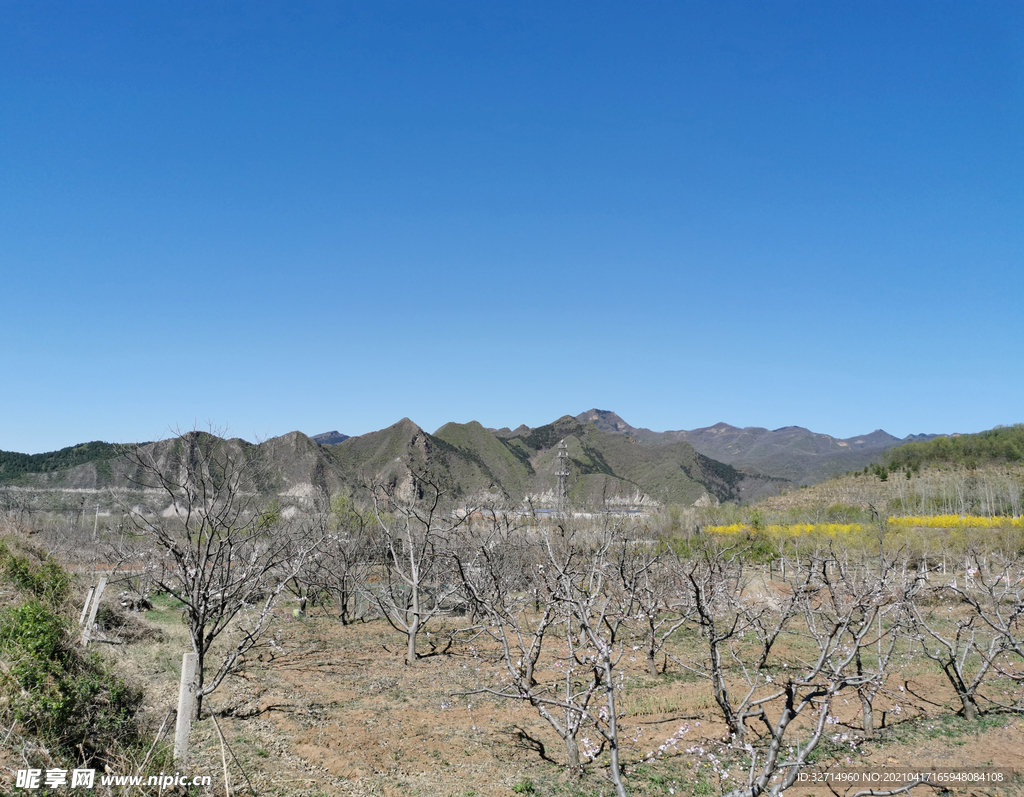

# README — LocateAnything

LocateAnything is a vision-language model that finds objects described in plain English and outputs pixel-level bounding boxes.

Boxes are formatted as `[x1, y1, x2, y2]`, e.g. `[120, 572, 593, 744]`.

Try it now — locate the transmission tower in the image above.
[556, 439, 569, 515]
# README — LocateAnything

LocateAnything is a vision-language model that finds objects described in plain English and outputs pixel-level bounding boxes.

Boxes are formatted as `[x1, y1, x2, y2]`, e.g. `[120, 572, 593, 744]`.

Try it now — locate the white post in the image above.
[80, 576, 107, 646]
[79, 587, 96, 626]
[174, 652, 199, 764]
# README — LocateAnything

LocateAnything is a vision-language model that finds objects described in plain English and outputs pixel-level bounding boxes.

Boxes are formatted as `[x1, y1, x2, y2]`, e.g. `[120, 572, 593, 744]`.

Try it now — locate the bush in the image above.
[0, 542, 71, 605]
[0, 543, 144, 762]
[0, 599, 143, 758]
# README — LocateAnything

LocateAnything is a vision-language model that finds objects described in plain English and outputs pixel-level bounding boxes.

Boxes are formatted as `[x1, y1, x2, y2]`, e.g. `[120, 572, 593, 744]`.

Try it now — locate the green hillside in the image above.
[328, 418, 450, 489]
[327, 418, 520, 501]
[433, 420, 533, 498]
[885, 425, 1024, 470]
[0, 441, 127, 485]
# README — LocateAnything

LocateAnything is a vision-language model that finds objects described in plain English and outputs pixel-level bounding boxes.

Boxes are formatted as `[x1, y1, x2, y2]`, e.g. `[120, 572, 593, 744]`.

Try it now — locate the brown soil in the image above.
[112, 609, 1024, 797]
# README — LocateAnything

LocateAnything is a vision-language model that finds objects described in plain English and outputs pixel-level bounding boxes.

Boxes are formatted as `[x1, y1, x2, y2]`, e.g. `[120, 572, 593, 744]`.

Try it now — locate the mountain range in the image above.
[1, 411, 940, 509]
[312, 414, 782, 507]
[567, 410, 938, 485]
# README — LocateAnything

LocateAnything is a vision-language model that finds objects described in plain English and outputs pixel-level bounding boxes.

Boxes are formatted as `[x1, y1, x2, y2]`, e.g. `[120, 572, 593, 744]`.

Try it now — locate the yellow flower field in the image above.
[707, 516, 1023, 538]
[888, 515, 1024, 529]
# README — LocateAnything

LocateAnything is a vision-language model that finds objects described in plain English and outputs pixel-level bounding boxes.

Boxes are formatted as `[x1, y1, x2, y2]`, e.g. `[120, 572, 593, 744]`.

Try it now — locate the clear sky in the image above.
[2, 2, 1022, 453]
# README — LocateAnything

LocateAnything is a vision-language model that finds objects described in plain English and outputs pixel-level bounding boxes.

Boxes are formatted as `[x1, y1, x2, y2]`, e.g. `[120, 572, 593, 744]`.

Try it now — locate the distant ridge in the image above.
[903, 433, 942, 443]
[573, 409, 937, 485]
[4, 414, 782, 508]
[672, 423, 901, 484]
[2, 410, 956, 501]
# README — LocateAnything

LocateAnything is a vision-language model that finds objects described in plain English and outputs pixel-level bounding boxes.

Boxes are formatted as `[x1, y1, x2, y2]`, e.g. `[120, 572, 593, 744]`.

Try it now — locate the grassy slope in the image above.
[432, 420, 533, 499]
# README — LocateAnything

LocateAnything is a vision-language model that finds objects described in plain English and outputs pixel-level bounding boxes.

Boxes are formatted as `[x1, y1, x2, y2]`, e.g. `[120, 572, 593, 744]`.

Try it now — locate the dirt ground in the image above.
[107, 603, 1024, 797]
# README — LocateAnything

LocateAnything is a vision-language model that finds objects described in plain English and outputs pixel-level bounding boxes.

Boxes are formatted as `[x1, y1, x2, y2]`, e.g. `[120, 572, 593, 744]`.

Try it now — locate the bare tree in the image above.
[837, 552, 912, 739]
[119, 427, 316, 716]
[962, 553, 1024, 710]
[0, 487, 33, 533]
[912, 549, 1024, 719]
[367, 469, 469, 664]
[327, 494, 378, 623]
[461, 519, 634, 796]
[911, 555, 1002, 721]
[453, 505, 532, 622]
[612, 539, 692, 676]
[293, 494, 377, 624]
[720, 549, 912, 797]
[670, 542, 803, 745]
[280, 504, 330, 617]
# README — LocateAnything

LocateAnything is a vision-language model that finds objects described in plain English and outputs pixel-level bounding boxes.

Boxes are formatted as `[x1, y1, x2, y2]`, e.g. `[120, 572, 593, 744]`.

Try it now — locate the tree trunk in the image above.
[562, 734, 582, 775]
[406, 586, 420, 664]
[962, 694, 979, 722]
[646, 620, 660, 675]
[710, 658, 745, 743]
[604, 659, 629, 797]
[861, 692, 874, 740]
[338, 584, 350, 624]
[194, 649, 205, 719]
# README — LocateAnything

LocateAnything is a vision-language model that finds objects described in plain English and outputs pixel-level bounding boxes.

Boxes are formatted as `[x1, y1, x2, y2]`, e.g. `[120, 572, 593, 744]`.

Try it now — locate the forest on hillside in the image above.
[885, 425, 1024, 470]
[0, 441, 125, 483]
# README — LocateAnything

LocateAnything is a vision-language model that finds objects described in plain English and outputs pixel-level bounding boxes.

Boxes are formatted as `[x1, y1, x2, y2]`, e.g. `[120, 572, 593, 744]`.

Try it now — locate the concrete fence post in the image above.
[79, 586, 96, 626]
[80, 577, 107, 646]
[174, 652, 199, 764]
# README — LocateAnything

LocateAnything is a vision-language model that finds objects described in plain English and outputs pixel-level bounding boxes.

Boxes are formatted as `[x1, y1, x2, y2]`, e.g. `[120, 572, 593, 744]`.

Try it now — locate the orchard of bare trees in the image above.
[4, 447, 1024, 796]
[266, 469, 1024, 797]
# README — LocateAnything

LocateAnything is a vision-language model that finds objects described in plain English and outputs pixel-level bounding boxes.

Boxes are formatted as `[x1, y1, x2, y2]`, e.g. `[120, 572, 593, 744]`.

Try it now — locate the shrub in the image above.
[0, 544, 144, 762]
[0, 599, 143, 758]
[0, 542, 71, 605]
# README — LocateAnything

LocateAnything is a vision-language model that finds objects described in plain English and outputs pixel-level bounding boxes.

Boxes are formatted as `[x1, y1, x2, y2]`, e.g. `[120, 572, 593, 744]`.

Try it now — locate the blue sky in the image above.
[2, 2, 1022, 453]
